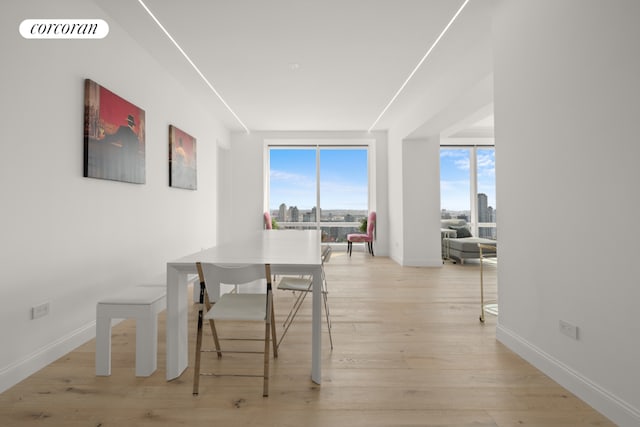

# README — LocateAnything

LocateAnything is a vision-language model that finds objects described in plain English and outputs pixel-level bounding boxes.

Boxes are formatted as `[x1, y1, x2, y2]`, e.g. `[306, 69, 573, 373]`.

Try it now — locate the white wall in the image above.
[401, 138, 442, 266]
[224, 131, 389, 255]
[392, 75, 494, 267]
[0, 0, 228, 392]
[386, 129, 404, 264]
[493, 1, 640, 425]
[222, 132, 265, 243]
[385, 57, 493, 266]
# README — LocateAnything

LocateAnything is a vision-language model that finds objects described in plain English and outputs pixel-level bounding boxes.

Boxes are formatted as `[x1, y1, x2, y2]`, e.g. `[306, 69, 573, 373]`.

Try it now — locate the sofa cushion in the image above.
[449, 225, 472, 238]
[441, 219, 467, 228]
[448, 237, 496, 253]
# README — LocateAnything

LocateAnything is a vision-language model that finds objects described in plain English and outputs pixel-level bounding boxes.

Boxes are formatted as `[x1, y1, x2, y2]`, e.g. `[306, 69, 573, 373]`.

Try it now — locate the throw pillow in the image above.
[450, 225, 472, 238]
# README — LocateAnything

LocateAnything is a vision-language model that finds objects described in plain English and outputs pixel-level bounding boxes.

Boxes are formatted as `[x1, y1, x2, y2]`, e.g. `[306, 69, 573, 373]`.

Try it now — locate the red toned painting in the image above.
[169, 125, 197, 190]
[83, 79, 146, 184]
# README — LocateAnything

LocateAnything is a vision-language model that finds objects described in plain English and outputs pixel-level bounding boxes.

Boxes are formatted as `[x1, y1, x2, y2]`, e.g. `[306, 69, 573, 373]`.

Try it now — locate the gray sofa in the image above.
[441, 219, 496, 264]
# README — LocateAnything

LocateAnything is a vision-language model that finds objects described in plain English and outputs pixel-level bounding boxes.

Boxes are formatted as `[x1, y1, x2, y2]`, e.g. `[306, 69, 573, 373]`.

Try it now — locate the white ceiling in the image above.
[95, 0, 498, 134]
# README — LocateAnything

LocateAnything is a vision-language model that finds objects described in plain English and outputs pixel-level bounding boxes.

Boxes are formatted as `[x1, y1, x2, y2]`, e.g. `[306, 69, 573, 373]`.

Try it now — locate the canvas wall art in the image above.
[169, 125, 197, 190]
[84, 79, 146, 184]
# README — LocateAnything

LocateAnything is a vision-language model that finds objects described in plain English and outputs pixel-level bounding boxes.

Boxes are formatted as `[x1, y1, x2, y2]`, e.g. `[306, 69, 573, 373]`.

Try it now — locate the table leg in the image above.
[479, 246, 485, 322]
[311, 266, 322, 384]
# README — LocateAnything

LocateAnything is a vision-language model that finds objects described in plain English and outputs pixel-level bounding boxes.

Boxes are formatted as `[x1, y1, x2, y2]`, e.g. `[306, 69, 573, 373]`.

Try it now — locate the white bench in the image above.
[96, 285, 166, 377]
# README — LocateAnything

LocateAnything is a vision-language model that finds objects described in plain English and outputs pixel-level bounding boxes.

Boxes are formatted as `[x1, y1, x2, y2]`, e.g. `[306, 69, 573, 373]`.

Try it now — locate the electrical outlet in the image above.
[31, 302, 50, 319]
[559, 320, 578, 340]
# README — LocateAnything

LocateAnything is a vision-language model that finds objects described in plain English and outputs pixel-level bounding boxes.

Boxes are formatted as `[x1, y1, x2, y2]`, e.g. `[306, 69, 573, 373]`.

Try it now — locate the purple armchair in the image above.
[347, 211, 376, 256]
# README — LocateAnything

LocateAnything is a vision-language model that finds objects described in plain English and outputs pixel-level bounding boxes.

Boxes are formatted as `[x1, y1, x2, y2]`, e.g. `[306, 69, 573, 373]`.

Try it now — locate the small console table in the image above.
[478, 243, 498, 322]
[441, 229, 454, 262]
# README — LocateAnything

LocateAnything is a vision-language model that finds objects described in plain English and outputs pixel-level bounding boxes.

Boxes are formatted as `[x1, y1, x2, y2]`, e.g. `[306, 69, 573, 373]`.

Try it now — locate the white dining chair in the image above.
[193, 262, 277, 397]
[277, 245, 333, 349]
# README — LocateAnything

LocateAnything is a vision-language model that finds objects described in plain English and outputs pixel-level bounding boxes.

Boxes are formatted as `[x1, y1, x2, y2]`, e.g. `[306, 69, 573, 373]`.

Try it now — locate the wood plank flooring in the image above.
[0, 251, 614, 426]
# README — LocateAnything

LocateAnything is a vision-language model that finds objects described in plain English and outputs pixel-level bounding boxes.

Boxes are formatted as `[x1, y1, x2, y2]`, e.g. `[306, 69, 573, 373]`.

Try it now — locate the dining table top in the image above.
[167, 229, 323, 268]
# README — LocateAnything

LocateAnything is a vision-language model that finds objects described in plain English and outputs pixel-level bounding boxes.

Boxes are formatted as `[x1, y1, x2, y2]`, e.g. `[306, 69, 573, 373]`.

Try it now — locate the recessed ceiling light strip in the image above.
[367, 0, 471, 132]
[137, 0, 250, 133]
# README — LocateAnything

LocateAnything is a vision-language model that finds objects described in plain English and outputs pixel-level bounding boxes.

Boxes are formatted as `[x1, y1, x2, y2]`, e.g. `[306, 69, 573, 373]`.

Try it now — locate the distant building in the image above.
[478, 193, 489, 223]
[278, 203, 287, 221]
[288, 206, 299, 222]
[303, 207, 317, 222]
[478, 193, 497, 238]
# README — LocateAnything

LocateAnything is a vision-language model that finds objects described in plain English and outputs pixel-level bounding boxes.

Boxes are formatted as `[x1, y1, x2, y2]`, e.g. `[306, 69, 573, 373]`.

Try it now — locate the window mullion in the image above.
[470, 147, 478, 235]
[316, 145, 321, 231]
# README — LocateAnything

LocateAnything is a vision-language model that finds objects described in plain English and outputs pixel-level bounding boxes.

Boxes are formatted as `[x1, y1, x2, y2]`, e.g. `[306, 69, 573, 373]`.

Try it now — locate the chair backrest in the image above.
[321, 245, 332, 264]
[196, 263, 272, 303]
[367, 211, 376, 238]
[264, 212, 272, 229]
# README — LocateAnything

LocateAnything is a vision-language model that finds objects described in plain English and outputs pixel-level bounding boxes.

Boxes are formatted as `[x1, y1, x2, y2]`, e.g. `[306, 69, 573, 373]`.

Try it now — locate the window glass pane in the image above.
[269, 148, 316, 224]
[440, 148, 470, 221]
[319, 148, 368, 220]
[477, 147, 496, 239]
[321, 225, 361, 243]
[478, 226, 497, 240]
[319, 148, 367, 242]
[268, 146, 369, 241]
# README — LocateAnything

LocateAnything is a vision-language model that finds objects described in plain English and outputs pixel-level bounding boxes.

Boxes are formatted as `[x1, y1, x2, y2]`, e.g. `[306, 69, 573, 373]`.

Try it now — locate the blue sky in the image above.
[269, 148, 368, 211]
[440, 148, 496, 211]
[269, 147, 495, 213]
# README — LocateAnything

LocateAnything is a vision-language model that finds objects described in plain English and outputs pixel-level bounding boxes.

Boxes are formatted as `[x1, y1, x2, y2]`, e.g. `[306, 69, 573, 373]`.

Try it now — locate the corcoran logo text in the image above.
[19, 19, 109, 39]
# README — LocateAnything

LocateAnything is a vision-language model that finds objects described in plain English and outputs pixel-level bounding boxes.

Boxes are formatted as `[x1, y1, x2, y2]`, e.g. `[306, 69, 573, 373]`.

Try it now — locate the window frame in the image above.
[264, 139, 374, 242]
[440, 145, 496, 239]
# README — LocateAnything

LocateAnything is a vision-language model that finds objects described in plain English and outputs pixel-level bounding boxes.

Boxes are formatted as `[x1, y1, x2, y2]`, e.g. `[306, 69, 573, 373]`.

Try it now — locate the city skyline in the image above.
[269, 147, 496, 226]
[271, 203, 367, 222]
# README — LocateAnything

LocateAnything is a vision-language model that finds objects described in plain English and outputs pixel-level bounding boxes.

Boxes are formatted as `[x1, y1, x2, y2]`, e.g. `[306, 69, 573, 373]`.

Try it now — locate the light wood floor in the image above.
[0, 251, 613, 426]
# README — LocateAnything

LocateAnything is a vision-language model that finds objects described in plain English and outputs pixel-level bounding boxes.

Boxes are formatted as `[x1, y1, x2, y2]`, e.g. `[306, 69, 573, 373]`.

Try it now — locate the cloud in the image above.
[440, 150, 467, 159]
[270, 169, 310, 183]
[440, 179, 469, 192]
[454, 158, 470, 170]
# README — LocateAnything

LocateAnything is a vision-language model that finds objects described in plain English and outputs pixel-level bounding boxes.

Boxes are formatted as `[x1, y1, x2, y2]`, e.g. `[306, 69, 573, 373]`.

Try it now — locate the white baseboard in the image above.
[0, 277, 194, 394]
[497, 324, 640, 427]
[0, 321, 96, 394]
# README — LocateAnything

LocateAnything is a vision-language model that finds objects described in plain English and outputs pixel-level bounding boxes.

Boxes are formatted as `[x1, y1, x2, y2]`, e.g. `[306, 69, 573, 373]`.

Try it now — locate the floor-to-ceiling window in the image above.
[440, 146, 496, 239]
[268, 145, 369, 243]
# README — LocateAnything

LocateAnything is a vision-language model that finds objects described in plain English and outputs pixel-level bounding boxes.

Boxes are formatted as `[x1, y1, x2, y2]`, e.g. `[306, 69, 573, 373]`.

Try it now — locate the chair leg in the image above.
[278, 290, 309, 349]
[270, 298, 278, 358]
[193, 305, 204, 395]
[203, 291, 222, 358]
[323, 290, 333, 350]
[321, 265, 333, 350]
[281, 290, 305, 330]
[263, 317, 271, 397]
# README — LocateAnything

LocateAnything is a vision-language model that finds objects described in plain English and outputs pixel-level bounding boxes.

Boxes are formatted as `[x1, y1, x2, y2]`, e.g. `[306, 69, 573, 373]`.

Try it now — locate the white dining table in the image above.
[165, 230, 323, 384]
